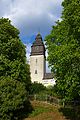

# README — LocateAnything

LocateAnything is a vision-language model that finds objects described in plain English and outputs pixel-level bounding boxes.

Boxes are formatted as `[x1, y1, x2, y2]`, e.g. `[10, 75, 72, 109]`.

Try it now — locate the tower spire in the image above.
[31, 33, 45, 56]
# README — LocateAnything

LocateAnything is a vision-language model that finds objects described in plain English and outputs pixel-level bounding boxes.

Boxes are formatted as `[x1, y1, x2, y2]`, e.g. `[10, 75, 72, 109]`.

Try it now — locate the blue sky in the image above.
[0, 0, 63, 44]
[0, 0, 63, 72]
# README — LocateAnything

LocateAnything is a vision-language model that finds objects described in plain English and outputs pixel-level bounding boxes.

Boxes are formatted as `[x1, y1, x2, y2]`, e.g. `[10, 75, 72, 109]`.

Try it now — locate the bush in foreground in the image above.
[0, 78, 31, 120]
[29, 82, 46, 95]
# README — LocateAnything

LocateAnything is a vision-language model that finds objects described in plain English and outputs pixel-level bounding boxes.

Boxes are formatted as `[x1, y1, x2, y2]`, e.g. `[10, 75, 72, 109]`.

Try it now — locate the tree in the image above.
[45, 0, 80, 102]
[0, 18, 31, 90]
[0, 78, 29, 120]
[0, 18, 32, 119]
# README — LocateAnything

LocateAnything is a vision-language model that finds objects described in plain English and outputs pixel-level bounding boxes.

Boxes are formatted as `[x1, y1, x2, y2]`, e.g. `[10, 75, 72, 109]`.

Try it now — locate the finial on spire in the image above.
[38, 27, 40, 34]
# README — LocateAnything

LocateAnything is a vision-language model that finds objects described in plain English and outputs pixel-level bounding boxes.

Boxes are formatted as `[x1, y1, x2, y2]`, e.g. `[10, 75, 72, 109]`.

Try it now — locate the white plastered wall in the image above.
[30, 55, 45, 83]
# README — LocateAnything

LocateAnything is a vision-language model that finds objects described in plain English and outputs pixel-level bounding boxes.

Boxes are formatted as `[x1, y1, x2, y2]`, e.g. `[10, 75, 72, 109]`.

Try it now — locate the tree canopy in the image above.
[0, 18, 31, 90]
[0, 18, 31, 120]
[0, 78, 29, 120]
[45, 0, 80, 102]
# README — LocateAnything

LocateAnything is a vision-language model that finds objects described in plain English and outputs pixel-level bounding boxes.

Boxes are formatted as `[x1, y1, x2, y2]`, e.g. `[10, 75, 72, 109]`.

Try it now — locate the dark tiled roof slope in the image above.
[33, 33, 44, 46]
[43, 73, 53, 79]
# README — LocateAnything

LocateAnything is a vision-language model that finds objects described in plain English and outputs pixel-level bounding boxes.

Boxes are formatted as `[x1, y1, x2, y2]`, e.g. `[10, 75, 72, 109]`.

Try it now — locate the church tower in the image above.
[30, 33, 46, 83]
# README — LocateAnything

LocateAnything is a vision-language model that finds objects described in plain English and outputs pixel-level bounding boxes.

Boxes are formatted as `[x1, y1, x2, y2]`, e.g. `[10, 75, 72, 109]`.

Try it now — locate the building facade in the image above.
[30, 33, 55, 86]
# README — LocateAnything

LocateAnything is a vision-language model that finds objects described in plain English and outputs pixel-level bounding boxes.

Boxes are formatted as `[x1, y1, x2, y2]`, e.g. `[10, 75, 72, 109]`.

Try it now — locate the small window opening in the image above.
[36, 59, 37, 63]
[35, 70, 37, 74]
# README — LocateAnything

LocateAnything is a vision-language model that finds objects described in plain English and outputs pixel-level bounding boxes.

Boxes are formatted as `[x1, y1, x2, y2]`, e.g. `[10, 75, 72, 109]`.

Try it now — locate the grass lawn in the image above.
[23, 100, 68, 120]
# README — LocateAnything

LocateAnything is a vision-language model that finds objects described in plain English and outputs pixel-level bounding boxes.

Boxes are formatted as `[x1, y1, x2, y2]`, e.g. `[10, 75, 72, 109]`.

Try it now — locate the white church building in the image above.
[30, 33, 55, 87]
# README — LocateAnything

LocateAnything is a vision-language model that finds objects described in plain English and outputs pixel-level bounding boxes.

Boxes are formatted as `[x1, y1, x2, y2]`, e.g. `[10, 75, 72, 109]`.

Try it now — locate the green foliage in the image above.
[29, 82, 46, 95]
[46, 85, 58, 97]
[0, 78, 29, 120]
[0, 17, 31, 89]
[35, 91, 48, 101]
[0, 18, 31, 119]
[30, 106, 49, 117]
[45, 0, 80, 102]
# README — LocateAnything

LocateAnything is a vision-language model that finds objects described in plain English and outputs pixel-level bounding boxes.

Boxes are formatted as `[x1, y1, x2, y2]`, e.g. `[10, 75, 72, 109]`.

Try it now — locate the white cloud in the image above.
[0, 0, 63, 40]
[25, 43, 32, 63]
[45, 46, 51, 73]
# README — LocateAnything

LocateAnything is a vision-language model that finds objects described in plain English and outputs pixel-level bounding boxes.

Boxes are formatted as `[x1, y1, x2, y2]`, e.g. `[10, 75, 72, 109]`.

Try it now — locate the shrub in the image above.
[29, 82, 46, 95]
[0, 78, 30, 120]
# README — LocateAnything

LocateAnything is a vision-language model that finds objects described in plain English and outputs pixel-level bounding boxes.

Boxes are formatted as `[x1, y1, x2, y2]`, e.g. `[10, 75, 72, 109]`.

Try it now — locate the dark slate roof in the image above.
[32, 33, 44, 46]
[31, 33, 45, 56]
[36, 33, 42, 39]
[43, 73, 53, 80]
